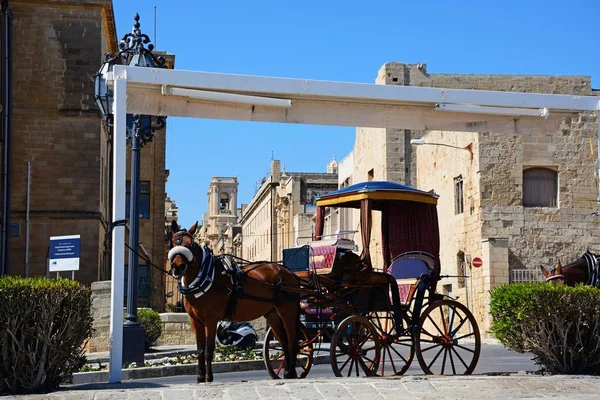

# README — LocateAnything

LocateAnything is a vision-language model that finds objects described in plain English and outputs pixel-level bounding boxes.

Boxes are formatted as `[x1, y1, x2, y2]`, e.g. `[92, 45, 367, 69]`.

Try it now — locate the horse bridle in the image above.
[545, 272, 564, 283]
[169, 229, 217, 297]
[169, 230, 197, 278]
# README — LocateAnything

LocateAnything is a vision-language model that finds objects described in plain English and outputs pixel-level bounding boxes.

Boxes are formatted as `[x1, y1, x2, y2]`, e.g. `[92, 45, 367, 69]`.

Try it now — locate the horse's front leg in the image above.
[191, 318, 207, 383]
[205, 321, 218, 383]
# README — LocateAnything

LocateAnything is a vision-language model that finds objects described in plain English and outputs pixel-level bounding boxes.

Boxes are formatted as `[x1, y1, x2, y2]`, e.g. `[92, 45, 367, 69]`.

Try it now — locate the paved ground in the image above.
[6, 343, 597, 399]
[134, 343, 537, 384]
[8, 375, 600, 399]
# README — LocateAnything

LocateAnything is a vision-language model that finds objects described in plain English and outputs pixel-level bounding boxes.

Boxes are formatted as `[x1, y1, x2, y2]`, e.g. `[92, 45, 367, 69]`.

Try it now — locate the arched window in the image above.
[220, 193, 230, 213]
[457, 251, 466, 288]
[523, 168, 558, 207]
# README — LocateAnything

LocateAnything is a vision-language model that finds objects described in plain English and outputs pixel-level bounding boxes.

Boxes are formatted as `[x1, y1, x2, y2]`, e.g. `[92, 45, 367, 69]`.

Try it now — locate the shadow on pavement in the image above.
[59, 381, 168, 391]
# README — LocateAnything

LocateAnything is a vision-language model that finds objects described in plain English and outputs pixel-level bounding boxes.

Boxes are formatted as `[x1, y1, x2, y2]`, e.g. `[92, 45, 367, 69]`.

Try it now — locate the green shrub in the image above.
[0, 276, 93, 394]
[490, 283, 600, 374]
[137, 309, 162, 351]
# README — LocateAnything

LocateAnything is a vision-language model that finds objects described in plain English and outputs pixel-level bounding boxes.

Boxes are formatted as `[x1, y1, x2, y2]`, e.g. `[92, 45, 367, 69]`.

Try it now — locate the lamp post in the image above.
[410, 138, 473, 161]
[94, 13, 166, 367]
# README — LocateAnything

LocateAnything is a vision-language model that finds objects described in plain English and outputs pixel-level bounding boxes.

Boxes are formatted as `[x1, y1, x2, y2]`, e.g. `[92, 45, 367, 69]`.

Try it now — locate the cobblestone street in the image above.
[9, 375, 600, 400]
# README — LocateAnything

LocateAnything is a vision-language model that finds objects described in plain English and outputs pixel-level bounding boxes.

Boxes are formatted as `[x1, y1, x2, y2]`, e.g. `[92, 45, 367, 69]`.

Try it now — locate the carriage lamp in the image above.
[94, 62, 113, 123]
[94, 13, 166, 368]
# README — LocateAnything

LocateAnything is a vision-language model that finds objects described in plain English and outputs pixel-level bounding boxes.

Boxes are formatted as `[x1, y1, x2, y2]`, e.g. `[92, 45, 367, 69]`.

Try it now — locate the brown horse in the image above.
[539, 250, 600, 287]
[168, 221, 302, 382]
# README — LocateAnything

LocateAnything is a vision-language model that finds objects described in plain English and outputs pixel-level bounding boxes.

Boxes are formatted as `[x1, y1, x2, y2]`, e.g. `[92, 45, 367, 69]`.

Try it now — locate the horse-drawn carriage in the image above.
[168, 181, 480, 382]
[264, 181, 480, 378]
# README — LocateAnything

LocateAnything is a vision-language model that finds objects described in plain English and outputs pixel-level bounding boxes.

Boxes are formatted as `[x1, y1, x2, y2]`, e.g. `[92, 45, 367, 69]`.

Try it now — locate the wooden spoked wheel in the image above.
[368, 311, 414, 376]
[415, 300, 481, 375]
[330, 315, 381, 377]
[263, 324, 313, 379]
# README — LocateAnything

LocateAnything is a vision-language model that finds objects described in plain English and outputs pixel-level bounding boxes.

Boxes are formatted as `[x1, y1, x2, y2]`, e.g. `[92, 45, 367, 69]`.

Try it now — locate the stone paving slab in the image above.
[6, 375, 600, 400]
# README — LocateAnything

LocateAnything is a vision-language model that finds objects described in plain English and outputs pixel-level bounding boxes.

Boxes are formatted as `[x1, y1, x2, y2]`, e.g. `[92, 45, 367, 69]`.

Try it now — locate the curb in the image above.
[86, 348, 198, 365]
[72, 354, 331, 385]
[85, 343, 266, 364]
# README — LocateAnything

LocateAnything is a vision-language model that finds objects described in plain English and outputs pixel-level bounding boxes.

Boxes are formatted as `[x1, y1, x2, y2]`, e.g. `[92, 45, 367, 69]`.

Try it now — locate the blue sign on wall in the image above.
[49, 235, 80, 272]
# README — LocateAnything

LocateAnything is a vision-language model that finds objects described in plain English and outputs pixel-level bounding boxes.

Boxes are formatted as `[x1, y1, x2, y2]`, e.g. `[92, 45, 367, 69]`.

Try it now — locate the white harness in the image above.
[546, 251, 600, 288]
[169, 245, 215, 298]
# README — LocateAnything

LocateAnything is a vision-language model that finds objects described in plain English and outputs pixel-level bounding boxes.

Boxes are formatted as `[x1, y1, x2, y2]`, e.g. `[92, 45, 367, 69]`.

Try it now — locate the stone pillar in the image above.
[480, 237, 509, 337]
[211, 183, 219, 216]
[86, 281, 112, 353]
[270, 160, 281, 183]
[230, 187, 237, 215]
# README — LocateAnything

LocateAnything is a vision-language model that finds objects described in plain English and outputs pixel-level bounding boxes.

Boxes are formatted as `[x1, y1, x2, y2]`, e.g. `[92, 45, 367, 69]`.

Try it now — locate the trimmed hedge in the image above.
[0, 277, 93, 394]
[137, 309, 162, 351]
[490, 283, 600, 374]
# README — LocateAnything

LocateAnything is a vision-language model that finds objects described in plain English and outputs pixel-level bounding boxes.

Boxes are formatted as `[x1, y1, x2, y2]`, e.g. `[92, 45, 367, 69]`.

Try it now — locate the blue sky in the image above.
[112, 0, 600, 229]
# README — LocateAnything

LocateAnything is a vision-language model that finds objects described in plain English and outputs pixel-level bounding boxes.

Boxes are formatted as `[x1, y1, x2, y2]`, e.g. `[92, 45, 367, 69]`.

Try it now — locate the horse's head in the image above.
[540, 262, 564, 284]
[540, 254, 590, 286]
[168, 220, 201, 279]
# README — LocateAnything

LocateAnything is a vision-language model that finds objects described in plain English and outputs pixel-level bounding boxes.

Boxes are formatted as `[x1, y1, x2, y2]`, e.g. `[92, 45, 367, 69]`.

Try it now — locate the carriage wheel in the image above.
[263, 324, 313, 379]
[415, 300, 481, 375]
[330, 315, 381, 377]
[367, 311, 414, 376]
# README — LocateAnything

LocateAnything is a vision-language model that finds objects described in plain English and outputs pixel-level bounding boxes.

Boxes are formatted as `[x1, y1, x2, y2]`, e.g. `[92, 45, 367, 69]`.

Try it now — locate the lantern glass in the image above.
[94, 62, 113, 117]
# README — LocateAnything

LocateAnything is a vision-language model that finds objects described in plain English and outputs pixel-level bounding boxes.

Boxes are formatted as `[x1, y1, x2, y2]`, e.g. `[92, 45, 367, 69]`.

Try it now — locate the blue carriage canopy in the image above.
[314, 181, 441, 288]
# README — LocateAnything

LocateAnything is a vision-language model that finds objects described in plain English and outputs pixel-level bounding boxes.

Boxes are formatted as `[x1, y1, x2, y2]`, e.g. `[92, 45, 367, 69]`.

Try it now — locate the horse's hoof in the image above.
[197, 376, 206, 383]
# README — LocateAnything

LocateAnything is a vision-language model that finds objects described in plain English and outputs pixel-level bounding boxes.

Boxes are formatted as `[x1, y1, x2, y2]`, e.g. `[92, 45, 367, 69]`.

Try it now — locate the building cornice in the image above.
[101, 2, 118, 55]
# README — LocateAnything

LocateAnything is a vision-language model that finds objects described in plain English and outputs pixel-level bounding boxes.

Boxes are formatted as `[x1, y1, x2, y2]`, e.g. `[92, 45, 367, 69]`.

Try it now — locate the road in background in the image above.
[130, 344, 537, 386]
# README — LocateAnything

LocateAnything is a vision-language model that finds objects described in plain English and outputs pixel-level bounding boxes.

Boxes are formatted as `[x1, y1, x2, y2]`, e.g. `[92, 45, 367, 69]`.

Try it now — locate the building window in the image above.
[9, 223, 20, 237]
[457, 251, 466, 288]
[123, 264, 149, 307]
[523, 167, 558, 207]
[368, 169, 374, 181]
[126, 181, 151, 219]
[454, 176, 464, 215]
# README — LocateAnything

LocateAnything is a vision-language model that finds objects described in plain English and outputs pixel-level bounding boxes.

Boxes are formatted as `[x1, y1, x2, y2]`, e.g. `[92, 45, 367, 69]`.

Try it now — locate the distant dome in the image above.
[327, 157, 338, 174]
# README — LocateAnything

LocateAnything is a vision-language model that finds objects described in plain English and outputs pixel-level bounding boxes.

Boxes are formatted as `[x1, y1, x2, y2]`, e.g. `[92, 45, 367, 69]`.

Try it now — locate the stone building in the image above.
[240, 159, 339, 263]
[163, 185, 180, 311]
[340, 62, 599, 336]
[0, 0, 174, 311]
[195, 176, 240, 255]
[238, 159, 338, 338]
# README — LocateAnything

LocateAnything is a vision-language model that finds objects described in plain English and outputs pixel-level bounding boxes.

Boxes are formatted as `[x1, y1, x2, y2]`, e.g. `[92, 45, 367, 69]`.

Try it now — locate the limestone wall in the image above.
[156, 313, 195, 346]
[86, 281, 111, 353]
[410, 64, 599, 333]
[86, 281, 266, 352]
[6, 1, 169, 310]
[479, 115, 600, 270]
[418, 70, 600, 271]
[352, 62, 599, 335]
[8, 0, 110, 282]
[414, 130, 483, 323]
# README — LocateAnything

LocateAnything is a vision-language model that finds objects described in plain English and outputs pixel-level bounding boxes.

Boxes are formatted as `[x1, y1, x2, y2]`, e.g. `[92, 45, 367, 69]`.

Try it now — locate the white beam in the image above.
[109, 77, 126, 384]
[125, 87, 564, 134]
[436, 103, 549, 118]
[112, 65, 600, 112]
[162, 86, 293, 108]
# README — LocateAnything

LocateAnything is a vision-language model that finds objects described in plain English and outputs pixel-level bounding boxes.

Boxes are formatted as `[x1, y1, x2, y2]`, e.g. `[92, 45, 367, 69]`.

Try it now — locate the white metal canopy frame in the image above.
[105, 65, 600, 383]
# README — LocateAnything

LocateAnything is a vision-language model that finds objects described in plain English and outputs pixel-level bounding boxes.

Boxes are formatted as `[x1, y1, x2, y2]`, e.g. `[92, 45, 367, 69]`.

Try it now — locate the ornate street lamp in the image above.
[94, 13, 166, 367]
